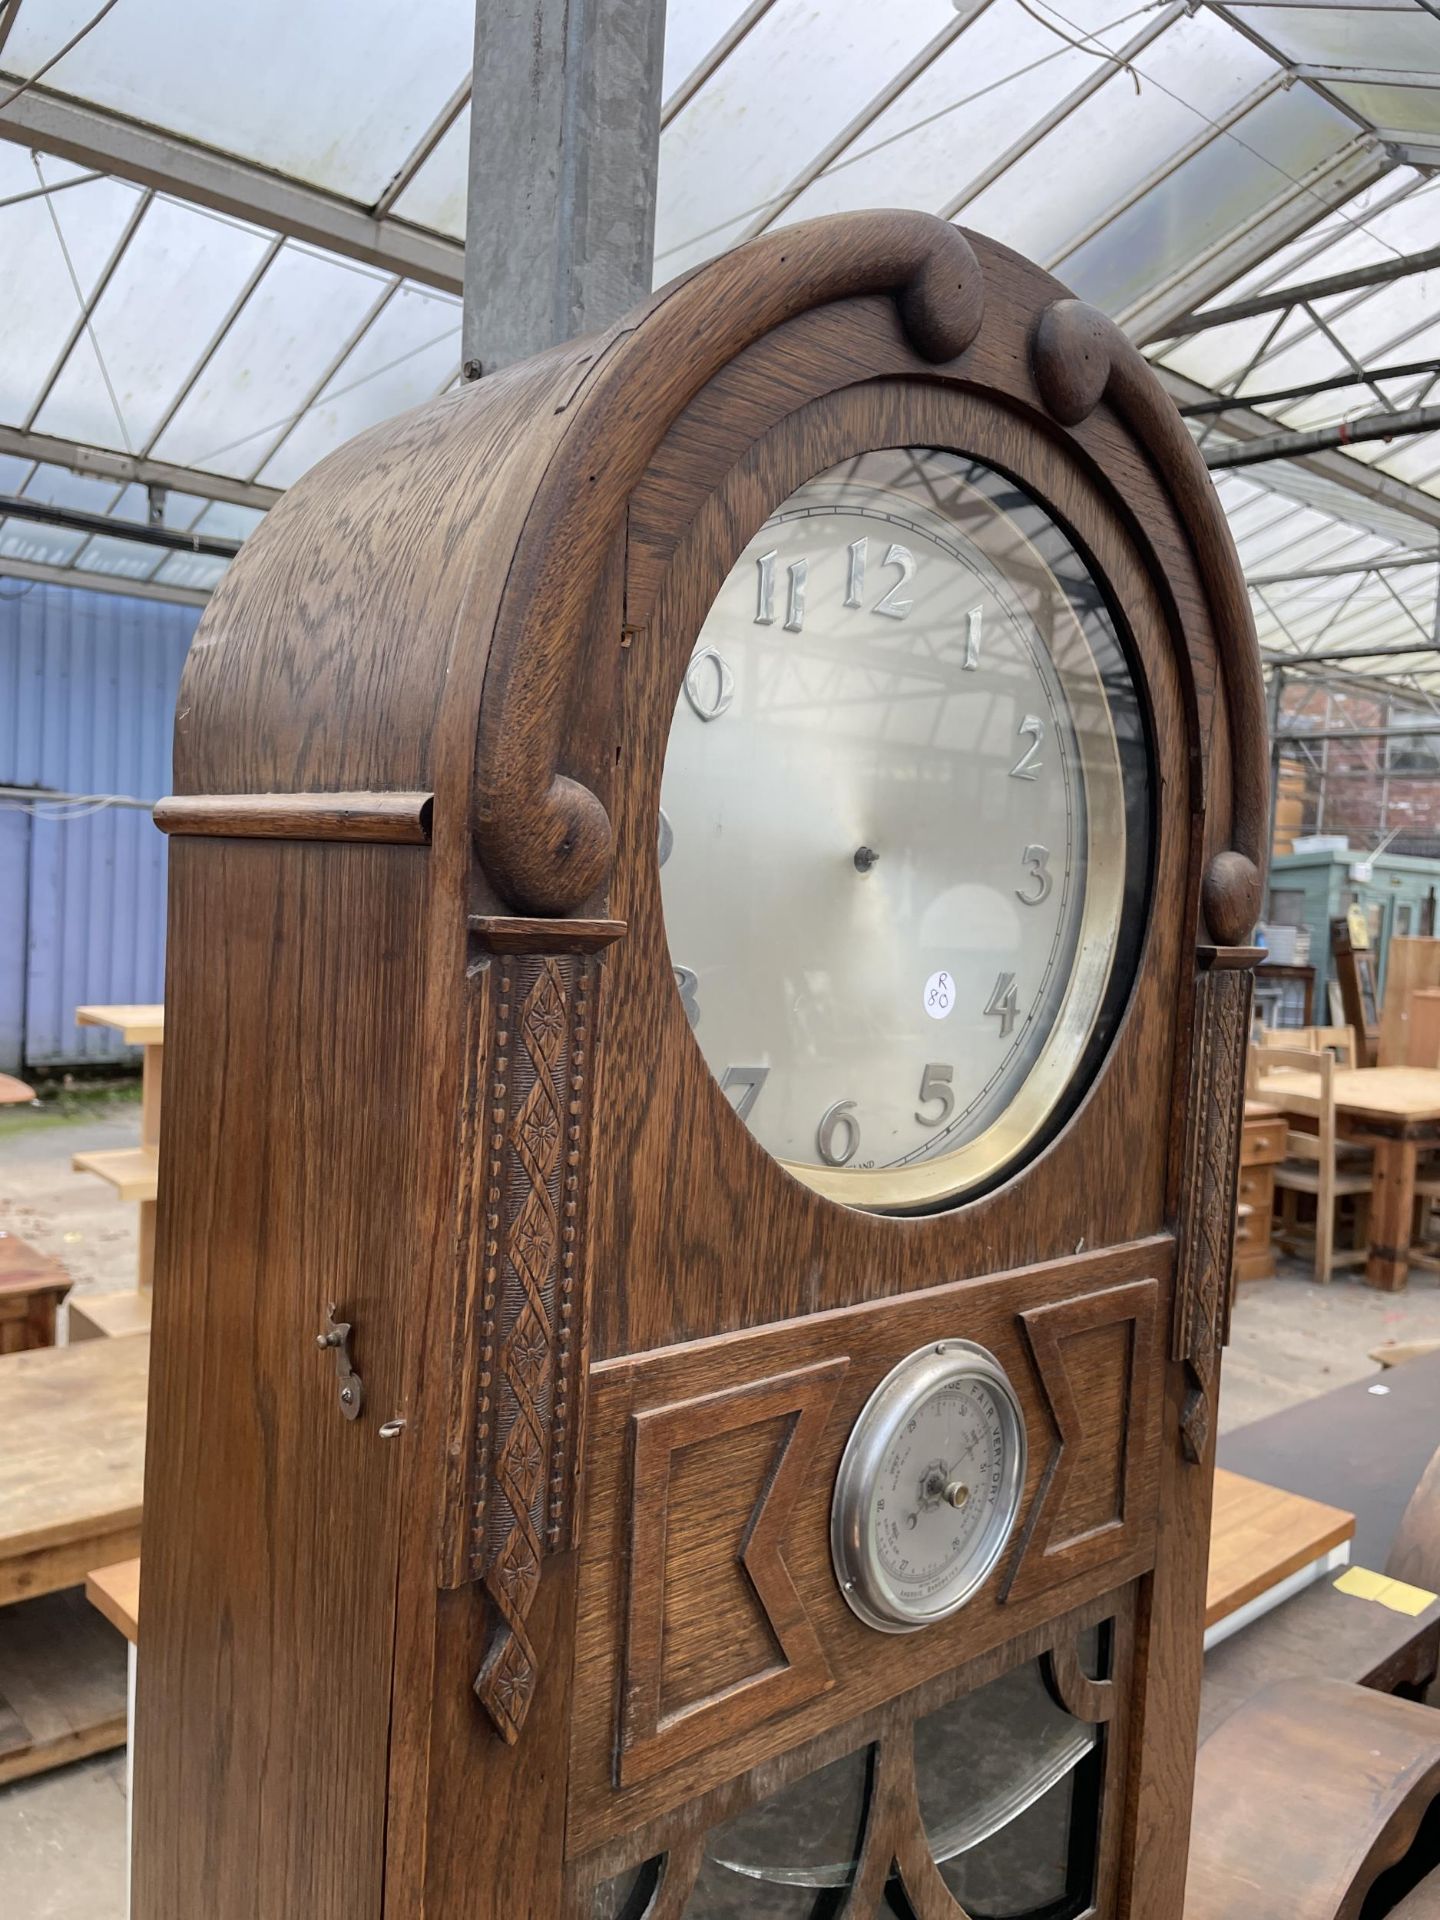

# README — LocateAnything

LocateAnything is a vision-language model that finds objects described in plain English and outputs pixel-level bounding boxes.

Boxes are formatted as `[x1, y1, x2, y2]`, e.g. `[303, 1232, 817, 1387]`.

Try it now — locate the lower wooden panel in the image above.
[570, 1237, 1170, 1852]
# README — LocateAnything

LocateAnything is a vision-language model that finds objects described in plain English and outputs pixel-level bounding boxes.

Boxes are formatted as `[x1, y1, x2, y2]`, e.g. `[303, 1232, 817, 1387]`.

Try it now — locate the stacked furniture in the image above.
[69, 1004, 163, 1339]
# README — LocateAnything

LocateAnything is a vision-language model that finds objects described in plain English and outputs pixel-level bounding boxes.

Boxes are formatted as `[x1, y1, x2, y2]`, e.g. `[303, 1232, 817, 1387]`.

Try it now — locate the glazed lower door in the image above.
[579, 1608, 1129, 1920]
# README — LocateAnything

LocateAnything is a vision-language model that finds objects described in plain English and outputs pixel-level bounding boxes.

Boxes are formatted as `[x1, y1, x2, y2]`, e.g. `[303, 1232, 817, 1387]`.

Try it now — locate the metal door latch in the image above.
[316, 1306, 364, 1421]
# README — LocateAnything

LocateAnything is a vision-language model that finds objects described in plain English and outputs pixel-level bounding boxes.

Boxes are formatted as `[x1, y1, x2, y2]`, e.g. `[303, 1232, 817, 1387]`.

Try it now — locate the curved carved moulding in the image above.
[1041, 1635, 1116, 1727]
[1030, 300, 1268, 946]
[470, 210, 985, 917]
[470, 214, 1265, 949]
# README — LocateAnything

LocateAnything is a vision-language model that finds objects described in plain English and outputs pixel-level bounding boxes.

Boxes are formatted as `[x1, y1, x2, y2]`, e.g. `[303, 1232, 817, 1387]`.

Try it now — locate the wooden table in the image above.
[0, 1336, 148, 1782]
[1205, 1469, 1354, 1639]
[1253, 1063, 1440, 1288]
[73, 1003, 163, 1324]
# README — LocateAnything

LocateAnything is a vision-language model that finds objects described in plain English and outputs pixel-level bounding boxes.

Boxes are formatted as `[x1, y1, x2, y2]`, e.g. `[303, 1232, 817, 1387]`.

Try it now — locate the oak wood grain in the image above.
[1187, 1678, 1440, 1920]
[153, 789, 433, 843]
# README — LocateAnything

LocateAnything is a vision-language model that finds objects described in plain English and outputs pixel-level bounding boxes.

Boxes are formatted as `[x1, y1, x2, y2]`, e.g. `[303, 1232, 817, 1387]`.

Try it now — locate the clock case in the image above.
[136, 211, 1267, 1920]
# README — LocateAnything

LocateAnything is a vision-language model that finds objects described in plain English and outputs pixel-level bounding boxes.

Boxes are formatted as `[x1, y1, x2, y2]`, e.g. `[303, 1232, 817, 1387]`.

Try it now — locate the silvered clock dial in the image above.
[832, 1341, 1026, 1633]
[658, 446, 1151, 1211]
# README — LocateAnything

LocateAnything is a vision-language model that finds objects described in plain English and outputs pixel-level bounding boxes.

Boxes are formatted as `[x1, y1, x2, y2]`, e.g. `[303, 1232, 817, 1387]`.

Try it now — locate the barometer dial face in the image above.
[657, 447, 1151, 1212]
[832, 1341, 1027, 1633]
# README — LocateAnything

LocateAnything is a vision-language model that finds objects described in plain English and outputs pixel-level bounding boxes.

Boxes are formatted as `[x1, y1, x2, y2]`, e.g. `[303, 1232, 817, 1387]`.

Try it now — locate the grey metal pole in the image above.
[1205, 400, 1440, 471]
[461, 0, 668, 378]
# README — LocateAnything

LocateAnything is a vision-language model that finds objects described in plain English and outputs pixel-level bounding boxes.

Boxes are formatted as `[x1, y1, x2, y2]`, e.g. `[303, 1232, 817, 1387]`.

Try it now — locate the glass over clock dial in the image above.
[658, 446, 1151, 1211]
[832, 1340, 1027, 1633]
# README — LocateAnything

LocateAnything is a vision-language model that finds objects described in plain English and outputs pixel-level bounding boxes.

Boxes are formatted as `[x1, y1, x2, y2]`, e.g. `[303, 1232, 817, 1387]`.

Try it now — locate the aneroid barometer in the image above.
[139, 211, 1268, 1920]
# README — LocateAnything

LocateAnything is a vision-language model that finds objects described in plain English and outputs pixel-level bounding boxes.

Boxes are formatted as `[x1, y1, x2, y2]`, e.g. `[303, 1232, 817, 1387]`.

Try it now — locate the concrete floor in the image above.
[2, 1105, 1440, 1918]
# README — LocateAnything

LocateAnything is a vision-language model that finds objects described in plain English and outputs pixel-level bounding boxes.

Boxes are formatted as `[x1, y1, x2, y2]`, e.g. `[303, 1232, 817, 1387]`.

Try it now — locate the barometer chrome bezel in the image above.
[831, 1339, 1027, 1634]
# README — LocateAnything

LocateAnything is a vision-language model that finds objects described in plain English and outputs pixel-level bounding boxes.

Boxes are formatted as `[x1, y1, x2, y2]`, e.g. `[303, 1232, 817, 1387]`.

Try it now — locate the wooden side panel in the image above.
[133, 840, 442, 1920]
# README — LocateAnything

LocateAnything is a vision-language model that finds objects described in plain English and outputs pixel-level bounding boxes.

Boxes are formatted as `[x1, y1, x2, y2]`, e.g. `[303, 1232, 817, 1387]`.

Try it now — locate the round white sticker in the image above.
[924, 970, 956, 1021]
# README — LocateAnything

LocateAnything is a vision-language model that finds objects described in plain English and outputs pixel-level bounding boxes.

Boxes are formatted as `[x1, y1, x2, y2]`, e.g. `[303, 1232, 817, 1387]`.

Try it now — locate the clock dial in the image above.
[832, 1341, 1027, 1633]
[658, 447, 1151, 1211]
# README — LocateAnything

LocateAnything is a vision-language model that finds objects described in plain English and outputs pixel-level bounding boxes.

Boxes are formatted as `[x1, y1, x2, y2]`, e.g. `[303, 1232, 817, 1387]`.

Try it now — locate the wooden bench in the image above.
[0, 1335, 148, 1783]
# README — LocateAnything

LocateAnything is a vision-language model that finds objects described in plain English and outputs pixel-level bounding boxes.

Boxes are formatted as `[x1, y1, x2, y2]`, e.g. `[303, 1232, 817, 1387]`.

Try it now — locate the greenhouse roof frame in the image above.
[0, 0, 1438, 686]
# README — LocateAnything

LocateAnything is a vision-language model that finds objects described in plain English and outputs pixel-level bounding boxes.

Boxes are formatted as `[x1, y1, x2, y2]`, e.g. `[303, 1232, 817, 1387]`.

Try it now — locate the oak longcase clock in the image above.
[137, 211, 1268, 1920]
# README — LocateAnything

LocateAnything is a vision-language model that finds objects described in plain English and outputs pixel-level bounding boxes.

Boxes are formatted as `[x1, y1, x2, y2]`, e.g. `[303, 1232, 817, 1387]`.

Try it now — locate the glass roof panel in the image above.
[0, 154, 145, 427]
[662, 0, 754, 101]
[655, 0, 963, 277]
[1325, 82, 1440, 137]
[2, 0, 475, 207]
[1162, 308, 1311, 393]
[1371, 431, 1440, 484]
[152, 550, 231, 592]
[1190, 169, 1422, 311]
[0, 455, 32, 494]
[1323, 271, 1440, 365]
[773, 0, 1108, 227]
[150, 244, 392, 477]
[19, 463, 122, 513]
[1057, 87, 1356, 315]
[391, 106, 470, 240]
[960, 12, 1280, 270]
[34, 195, 273, 452]
[0, 520, 88, 568]
[257, 283, 462, 488]
[70, 534, 165, 582]
[188, 501, 267, 541]
[1229, 6, 1440, 70]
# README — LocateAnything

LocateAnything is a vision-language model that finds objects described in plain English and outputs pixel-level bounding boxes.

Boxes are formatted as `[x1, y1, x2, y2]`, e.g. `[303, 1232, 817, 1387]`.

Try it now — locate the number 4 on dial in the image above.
[985, 973, 1019, 1037]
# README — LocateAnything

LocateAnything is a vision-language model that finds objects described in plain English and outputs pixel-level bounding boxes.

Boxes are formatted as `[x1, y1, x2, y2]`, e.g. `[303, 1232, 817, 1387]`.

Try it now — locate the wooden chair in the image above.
[1268, 1045, 1373, 1283]
[1255, 1024, 1357, 1065]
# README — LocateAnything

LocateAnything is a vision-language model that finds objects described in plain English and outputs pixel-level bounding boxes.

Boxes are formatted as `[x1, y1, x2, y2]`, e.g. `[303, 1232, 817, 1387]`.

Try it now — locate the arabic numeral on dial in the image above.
[1016, 843, 1052, 905]
[915, 1062, 955, 1128]
[845, 537, 866, 609]
[1009, 713, 1043, 780]
[719, 1064, 769, 1122]
[985, 972, 1019, 1037]
[963, 605, 982, 670]
[874, 542, 915, 621]
[674, 966, 700, 1029]
[754, 549, 807, 631]
[817, 1098, 861, 1167]
[683, 645, 734, 721]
